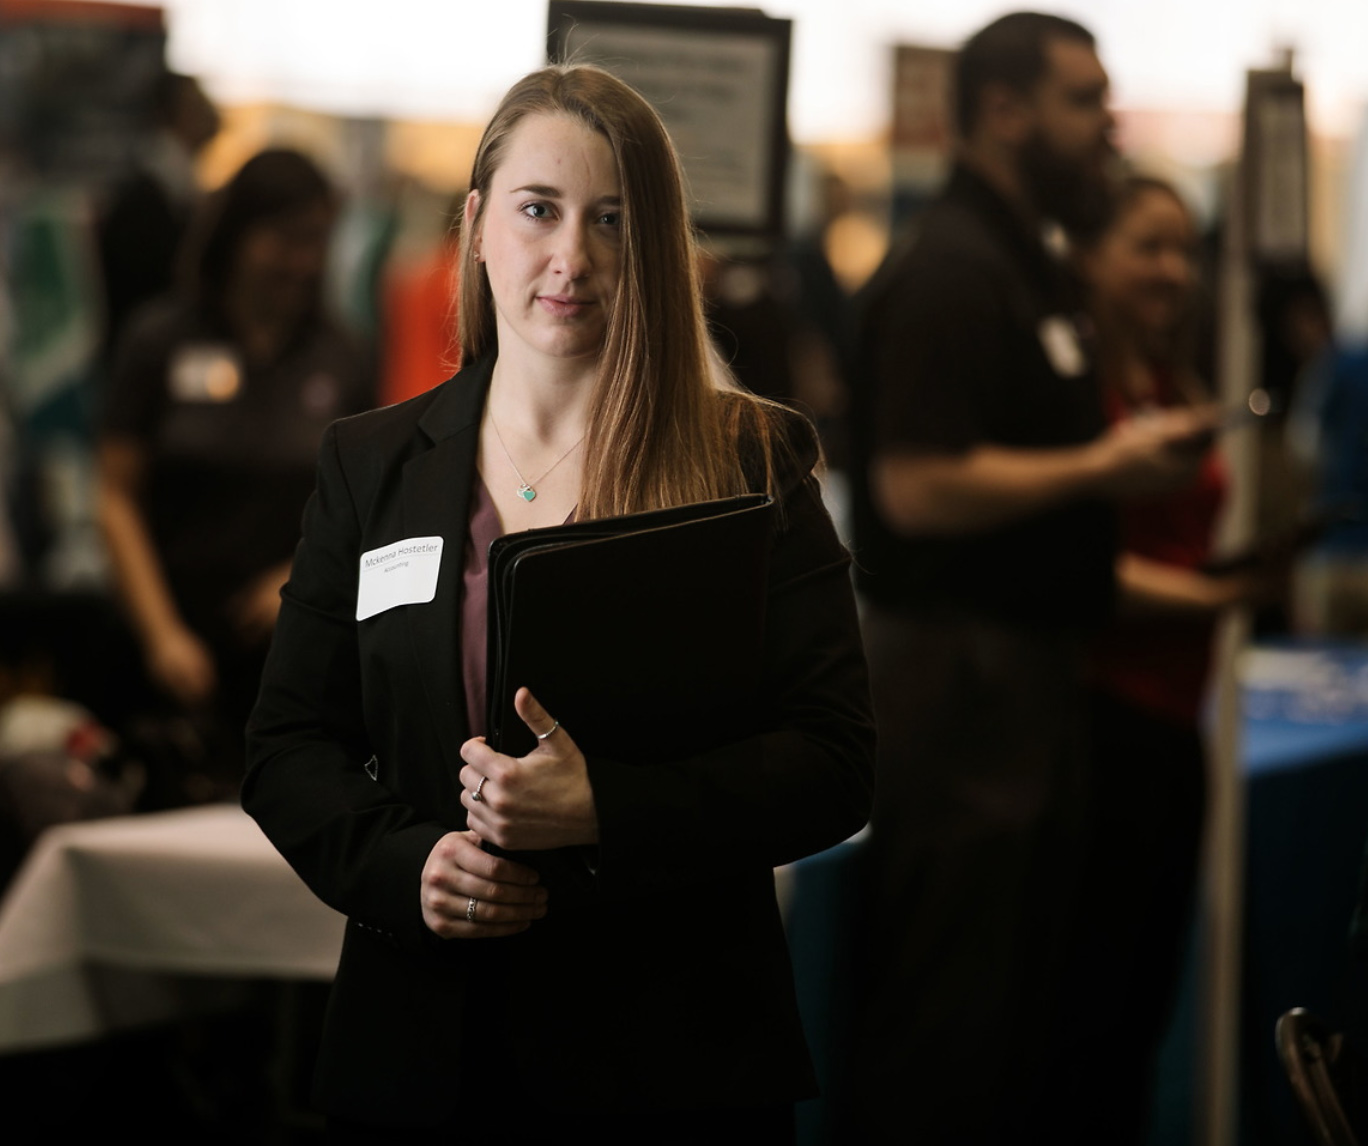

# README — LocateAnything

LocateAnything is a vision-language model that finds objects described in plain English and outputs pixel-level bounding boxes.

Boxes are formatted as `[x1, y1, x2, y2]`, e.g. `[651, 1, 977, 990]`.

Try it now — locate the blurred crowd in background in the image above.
[1, 0, 1365, 895]
[1, 2, 1368, 1139]
[0, 8, 876, 876]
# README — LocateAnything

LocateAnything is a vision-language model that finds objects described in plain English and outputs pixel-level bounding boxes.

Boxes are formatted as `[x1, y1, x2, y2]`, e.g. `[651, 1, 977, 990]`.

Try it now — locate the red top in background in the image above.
[1090, 371, 1228, 725]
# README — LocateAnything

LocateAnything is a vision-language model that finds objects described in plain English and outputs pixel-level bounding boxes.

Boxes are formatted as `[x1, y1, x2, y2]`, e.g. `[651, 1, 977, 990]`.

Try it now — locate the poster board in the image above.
[1242, 66, 1309, 266]
[890, 44, 955, 191]
[0, 0, 166, 180]
[547, 2, 791, 239]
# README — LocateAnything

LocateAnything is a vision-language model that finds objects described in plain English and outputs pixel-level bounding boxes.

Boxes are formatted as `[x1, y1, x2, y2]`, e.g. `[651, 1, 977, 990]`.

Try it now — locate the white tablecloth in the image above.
[0, 804, 344, 1053]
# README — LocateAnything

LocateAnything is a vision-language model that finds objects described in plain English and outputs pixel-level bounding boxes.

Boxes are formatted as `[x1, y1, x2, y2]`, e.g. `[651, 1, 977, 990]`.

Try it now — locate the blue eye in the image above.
[521, 202, 552, 220]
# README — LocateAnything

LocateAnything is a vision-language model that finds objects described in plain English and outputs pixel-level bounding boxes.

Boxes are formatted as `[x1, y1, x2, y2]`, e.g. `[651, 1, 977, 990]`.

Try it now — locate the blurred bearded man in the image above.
[843, 12, 1212, 1145]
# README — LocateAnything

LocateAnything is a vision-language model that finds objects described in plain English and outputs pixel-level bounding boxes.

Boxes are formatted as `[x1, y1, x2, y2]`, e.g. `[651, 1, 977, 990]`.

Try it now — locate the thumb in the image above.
[514, 687, 560, 744]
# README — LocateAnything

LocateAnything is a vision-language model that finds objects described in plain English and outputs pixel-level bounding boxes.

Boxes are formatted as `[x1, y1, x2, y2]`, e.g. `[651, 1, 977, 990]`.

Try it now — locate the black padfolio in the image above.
[485, 492, 774, 764]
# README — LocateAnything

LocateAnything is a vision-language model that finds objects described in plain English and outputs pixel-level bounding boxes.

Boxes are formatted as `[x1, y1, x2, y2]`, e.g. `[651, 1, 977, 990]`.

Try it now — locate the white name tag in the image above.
[169, 343, 243, 402]
[356, 537, 444, 621]
[1038, 316, 1087, 378]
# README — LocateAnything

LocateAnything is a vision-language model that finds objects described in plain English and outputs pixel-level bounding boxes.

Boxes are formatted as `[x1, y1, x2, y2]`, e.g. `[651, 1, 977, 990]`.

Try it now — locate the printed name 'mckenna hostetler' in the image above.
[363, 541, 441, 569]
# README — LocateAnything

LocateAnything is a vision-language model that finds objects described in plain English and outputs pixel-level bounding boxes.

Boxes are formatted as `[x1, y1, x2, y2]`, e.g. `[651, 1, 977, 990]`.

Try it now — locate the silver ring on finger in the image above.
[472, 775, 488, 802]
[466, 896, 478, 922]
[536, 719, 560, 741]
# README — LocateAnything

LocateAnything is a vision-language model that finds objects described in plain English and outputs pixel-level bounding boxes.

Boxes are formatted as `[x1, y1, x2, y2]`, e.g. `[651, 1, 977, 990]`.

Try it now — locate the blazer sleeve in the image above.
[583, 410, 876, 898]
[242, 422, 447, 954]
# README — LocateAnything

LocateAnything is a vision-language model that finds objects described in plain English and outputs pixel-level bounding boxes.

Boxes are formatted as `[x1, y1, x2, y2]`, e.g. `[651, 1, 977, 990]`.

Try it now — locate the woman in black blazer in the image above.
[243, 65, 874, 1145]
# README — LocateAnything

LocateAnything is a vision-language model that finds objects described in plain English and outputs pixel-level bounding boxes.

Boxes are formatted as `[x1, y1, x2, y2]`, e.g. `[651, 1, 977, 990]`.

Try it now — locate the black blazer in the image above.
[243, 357, 875, 1126]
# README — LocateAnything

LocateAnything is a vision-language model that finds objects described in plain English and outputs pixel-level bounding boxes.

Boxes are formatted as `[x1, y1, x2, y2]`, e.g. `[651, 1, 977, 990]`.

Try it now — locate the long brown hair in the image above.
[458, 65, 781, 519]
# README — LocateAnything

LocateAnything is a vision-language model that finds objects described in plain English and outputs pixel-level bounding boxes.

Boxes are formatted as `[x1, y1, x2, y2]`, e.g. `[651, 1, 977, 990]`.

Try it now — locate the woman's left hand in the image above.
[459, 688, 600, 851]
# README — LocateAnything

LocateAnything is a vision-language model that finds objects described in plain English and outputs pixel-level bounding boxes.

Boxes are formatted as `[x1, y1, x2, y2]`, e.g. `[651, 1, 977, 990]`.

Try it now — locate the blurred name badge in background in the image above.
[1038, 316, 1087, 378]
[169, 344, 243, 403]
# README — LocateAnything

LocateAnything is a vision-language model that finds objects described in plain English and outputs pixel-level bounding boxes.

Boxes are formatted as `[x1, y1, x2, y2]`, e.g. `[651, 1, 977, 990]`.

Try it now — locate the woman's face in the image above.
[468, 113, 622, 368]
[1082, 188, 1196, 338]
[233, 200, 334, 321]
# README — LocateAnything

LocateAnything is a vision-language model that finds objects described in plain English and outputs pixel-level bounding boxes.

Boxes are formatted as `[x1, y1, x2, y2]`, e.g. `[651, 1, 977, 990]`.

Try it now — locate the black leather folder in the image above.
[485, 492, 774, 763]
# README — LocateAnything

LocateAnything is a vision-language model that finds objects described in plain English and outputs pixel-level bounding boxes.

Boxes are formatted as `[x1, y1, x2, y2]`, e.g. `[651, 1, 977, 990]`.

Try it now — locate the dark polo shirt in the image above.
[850, 163, 1116, 628]
[102, 298, 373, 641]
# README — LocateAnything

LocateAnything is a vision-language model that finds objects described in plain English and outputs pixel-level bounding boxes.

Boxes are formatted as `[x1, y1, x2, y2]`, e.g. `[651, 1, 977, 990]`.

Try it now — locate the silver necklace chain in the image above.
[489, 413, 585, 503]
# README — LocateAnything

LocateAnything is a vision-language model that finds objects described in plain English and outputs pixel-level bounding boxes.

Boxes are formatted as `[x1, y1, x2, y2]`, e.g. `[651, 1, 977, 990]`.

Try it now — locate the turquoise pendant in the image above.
[517, 484, 536, 502]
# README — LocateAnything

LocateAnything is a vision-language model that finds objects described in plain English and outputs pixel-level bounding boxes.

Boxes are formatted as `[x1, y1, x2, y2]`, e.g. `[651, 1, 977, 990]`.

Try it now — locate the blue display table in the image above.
[1233, 643, 1368, 1144]
[789, 640, 1368, 1146]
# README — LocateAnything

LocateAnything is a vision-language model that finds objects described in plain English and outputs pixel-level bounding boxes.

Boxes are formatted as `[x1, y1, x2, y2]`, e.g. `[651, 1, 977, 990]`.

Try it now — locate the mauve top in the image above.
[461, 479, 576, 739]
[461, 478, 503, 739]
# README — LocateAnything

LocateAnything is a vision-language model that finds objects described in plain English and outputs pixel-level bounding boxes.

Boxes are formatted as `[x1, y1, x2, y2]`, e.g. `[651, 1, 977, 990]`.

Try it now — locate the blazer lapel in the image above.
[400, 359, 493, 780]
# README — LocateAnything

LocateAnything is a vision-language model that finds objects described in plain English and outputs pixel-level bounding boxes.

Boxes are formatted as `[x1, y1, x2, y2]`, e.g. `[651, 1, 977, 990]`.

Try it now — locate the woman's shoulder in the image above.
[332, 383, 444, 447]
[102, 298, 211, 432]
[332, 360, 489, 454]
[719, 394, 848, 576]
[718, 392, 821, 497]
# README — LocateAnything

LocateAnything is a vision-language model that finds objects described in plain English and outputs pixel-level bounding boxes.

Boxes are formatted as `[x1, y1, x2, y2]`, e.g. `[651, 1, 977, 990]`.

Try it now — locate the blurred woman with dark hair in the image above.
[1069, 176, 1284, 1139]
[97, 148, 374, 789]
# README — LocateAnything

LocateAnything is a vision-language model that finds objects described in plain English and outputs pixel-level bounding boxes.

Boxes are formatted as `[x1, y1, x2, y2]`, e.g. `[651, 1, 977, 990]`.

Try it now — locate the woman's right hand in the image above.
[148, 624, 218, 708]
[420, 830, 548, 939]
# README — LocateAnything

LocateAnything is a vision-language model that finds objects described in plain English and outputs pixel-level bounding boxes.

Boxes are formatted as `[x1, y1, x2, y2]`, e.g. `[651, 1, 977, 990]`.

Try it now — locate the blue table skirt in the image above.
[787, 641, 1368, 1146]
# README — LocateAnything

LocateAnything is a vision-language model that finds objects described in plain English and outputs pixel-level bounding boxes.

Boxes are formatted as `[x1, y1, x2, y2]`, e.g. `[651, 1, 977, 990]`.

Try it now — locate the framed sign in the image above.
[0, 0, 166, 179]
[547, 2, 792, 240]
[1242, 66, 1308, 265]
[889, 43, 956, 199]
[891, 45, 954, 156]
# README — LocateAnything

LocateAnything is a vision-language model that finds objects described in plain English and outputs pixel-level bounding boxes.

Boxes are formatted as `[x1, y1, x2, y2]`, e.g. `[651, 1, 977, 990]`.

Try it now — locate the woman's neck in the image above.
[487, 354, 597, 446]
[1093, 338, 1153, 411]
[476, 354, 596, 531]
[1091, 307, 1165, 400]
